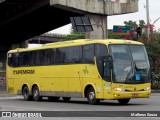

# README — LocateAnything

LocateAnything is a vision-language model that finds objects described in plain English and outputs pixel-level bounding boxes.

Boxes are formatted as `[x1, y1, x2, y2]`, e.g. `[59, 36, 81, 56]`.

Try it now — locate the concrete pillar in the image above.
[85, 14, 108, 39]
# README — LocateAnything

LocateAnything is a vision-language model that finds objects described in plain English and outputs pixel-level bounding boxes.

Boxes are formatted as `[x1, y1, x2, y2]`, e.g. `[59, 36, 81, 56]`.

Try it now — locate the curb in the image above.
[151, 90, 160, 93]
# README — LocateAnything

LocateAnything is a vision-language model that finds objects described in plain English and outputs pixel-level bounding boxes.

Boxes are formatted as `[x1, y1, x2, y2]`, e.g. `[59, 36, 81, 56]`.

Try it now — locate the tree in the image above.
[139, 30, 160, 89]
[108, 29, 127, 39]
[139, 20, 146, 28]
[123, 20, 146, 39]
[62, 27, 85, 40]
[124, 20, 138, 30]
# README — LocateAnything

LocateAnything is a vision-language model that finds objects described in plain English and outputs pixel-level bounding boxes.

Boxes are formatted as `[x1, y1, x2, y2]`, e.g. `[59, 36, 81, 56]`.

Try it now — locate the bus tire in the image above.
[32, 86, 42, 101]
[118, 99, 130, 105]
[87, 87, 100, 105]
[22, 86, 32, 101]
[62, 97, 71, 102]
[48, 97, 60, 101]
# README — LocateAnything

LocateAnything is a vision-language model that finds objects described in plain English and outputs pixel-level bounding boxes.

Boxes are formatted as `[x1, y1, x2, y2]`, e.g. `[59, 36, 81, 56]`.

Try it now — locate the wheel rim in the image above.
[89, 92, 95, 101]
[24, 90, 28, 97]
[23, 88, 28, 98]
[33, 89, 39, 99]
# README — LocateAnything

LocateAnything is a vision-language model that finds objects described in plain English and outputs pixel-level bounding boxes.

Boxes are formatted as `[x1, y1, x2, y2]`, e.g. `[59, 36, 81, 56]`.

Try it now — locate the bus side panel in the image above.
[6, 67, 18, 94]
[50, 66, 69, 95]
[102, 81, 113, 99]
[68, 65, 83, 97]
[81, 64, 104, 99]
[7, 78, 14, 94]
[36, 66, 69, 97]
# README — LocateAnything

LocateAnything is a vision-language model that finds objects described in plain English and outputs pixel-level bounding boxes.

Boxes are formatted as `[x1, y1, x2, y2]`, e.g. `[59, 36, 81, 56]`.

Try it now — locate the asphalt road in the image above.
[0, 93, 160, 120]
[0, 93, 160, 111]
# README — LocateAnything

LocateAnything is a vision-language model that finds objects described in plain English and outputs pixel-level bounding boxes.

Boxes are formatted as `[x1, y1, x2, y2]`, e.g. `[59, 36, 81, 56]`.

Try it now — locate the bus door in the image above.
[95, 44, 112, 99]
[102, 58, 113, 99]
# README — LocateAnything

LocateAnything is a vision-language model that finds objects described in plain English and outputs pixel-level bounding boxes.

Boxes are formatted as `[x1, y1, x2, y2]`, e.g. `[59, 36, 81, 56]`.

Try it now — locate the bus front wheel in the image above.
[118, 99, 130, 105]
[87, 87, 100, 105]
[22, 86, 32, 101]
[32, 86, 42, 101]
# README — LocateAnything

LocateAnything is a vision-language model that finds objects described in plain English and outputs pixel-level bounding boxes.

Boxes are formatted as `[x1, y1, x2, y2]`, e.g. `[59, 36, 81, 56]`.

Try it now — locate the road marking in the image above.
[0, 105, 46, 111]
[0, 96, 22, 99]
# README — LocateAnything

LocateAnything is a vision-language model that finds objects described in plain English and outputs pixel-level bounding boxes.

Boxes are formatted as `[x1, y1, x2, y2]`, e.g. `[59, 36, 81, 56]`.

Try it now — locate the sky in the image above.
[49, 0, 160, 35]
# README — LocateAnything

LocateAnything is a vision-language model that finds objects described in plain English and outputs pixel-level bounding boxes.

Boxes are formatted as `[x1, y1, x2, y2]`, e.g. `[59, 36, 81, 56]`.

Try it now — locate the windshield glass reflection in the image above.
[109, 45, 150, 84]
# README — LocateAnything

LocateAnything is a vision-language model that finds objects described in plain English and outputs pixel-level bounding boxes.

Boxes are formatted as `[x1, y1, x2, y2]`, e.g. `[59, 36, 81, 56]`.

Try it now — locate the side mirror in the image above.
[103, 57, 113, 69]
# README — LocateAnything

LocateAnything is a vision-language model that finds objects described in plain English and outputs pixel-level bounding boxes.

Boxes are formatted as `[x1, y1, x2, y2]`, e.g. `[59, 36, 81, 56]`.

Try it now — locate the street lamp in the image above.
[146, 0, 150, 41]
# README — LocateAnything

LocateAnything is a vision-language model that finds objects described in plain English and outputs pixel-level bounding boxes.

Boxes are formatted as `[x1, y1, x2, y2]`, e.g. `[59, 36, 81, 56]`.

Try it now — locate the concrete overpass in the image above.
[0, 0, 82, 44]
[0, 0, 138, 44]
[0, 0, 138, 78]
[28, 33, 65, 44]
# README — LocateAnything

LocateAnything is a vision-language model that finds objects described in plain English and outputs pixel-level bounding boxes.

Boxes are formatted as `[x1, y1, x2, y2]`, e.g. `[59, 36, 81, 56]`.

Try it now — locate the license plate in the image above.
[132, 93, 138, 97]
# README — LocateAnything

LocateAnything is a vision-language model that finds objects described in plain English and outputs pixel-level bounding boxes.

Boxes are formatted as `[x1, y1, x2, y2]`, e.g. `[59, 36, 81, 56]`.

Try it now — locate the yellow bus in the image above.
[6, 39, 151, 105]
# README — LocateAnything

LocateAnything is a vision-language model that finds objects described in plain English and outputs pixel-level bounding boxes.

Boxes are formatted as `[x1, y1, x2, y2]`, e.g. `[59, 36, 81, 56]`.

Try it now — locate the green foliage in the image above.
[124, 20, 138, 29]
[139, 31, 160, 89]
[62, 32, 85, 40]
[108, 30, 127, 39]
[151, 72, 160, 89]
[109, 20, 146, 40]
[139, 20, 146, 28]
[62, 28, 85, 40]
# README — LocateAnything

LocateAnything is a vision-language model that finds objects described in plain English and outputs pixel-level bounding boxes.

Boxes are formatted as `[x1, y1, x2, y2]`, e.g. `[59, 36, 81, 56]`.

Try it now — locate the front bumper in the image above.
[112, 90, 151, 99]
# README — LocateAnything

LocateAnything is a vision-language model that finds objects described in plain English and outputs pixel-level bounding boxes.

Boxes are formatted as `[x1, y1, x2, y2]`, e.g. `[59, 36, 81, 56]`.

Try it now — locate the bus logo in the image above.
[2, 112, 11, 117]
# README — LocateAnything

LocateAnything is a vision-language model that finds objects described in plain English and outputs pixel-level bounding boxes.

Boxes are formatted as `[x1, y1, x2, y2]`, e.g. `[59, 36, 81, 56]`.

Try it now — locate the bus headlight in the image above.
[144, 87, 151, 91]
[114, 88, 125, 92]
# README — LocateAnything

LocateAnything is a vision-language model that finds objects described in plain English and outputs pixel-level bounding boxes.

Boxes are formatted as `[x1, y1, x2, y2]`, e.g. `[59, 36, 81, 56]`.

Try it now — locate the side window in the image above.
[8, 53, 12, 66]
[95, 44, 108, 59]
[55, 48, 66, 64]
[39, 50, 46, 65]
[30, 49, 52, 66]
[20, 52, 30, 66]
[50, 49, 56, 64]
[83, 44, 94, 63]
[66, 46, 82, 63]
[30, 51, 38, 66]
[36, 51, 42, 65]
[8, 53, 19, 67]
[44, 49, 51, 65]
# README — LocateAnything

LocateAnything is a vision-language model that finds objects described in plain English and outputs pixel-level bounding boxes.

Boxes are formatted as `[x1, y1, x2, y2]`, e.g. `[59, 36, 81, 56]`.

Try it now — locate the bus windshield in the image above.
[109, 45, 150, 84]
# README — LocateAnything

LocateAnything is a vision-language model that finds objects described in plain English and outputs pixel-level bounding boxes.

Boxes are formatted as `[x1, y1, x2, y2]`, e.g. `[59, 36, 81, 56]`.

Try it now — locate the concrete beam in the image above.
[50, 0, 138, 15]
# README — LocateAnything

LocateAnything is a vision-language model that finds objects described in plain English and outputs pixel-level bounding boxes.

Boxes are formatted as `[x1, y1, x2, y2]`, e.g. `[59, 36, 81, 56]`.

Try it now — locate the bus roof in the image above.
[8, 39, 144, 53]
